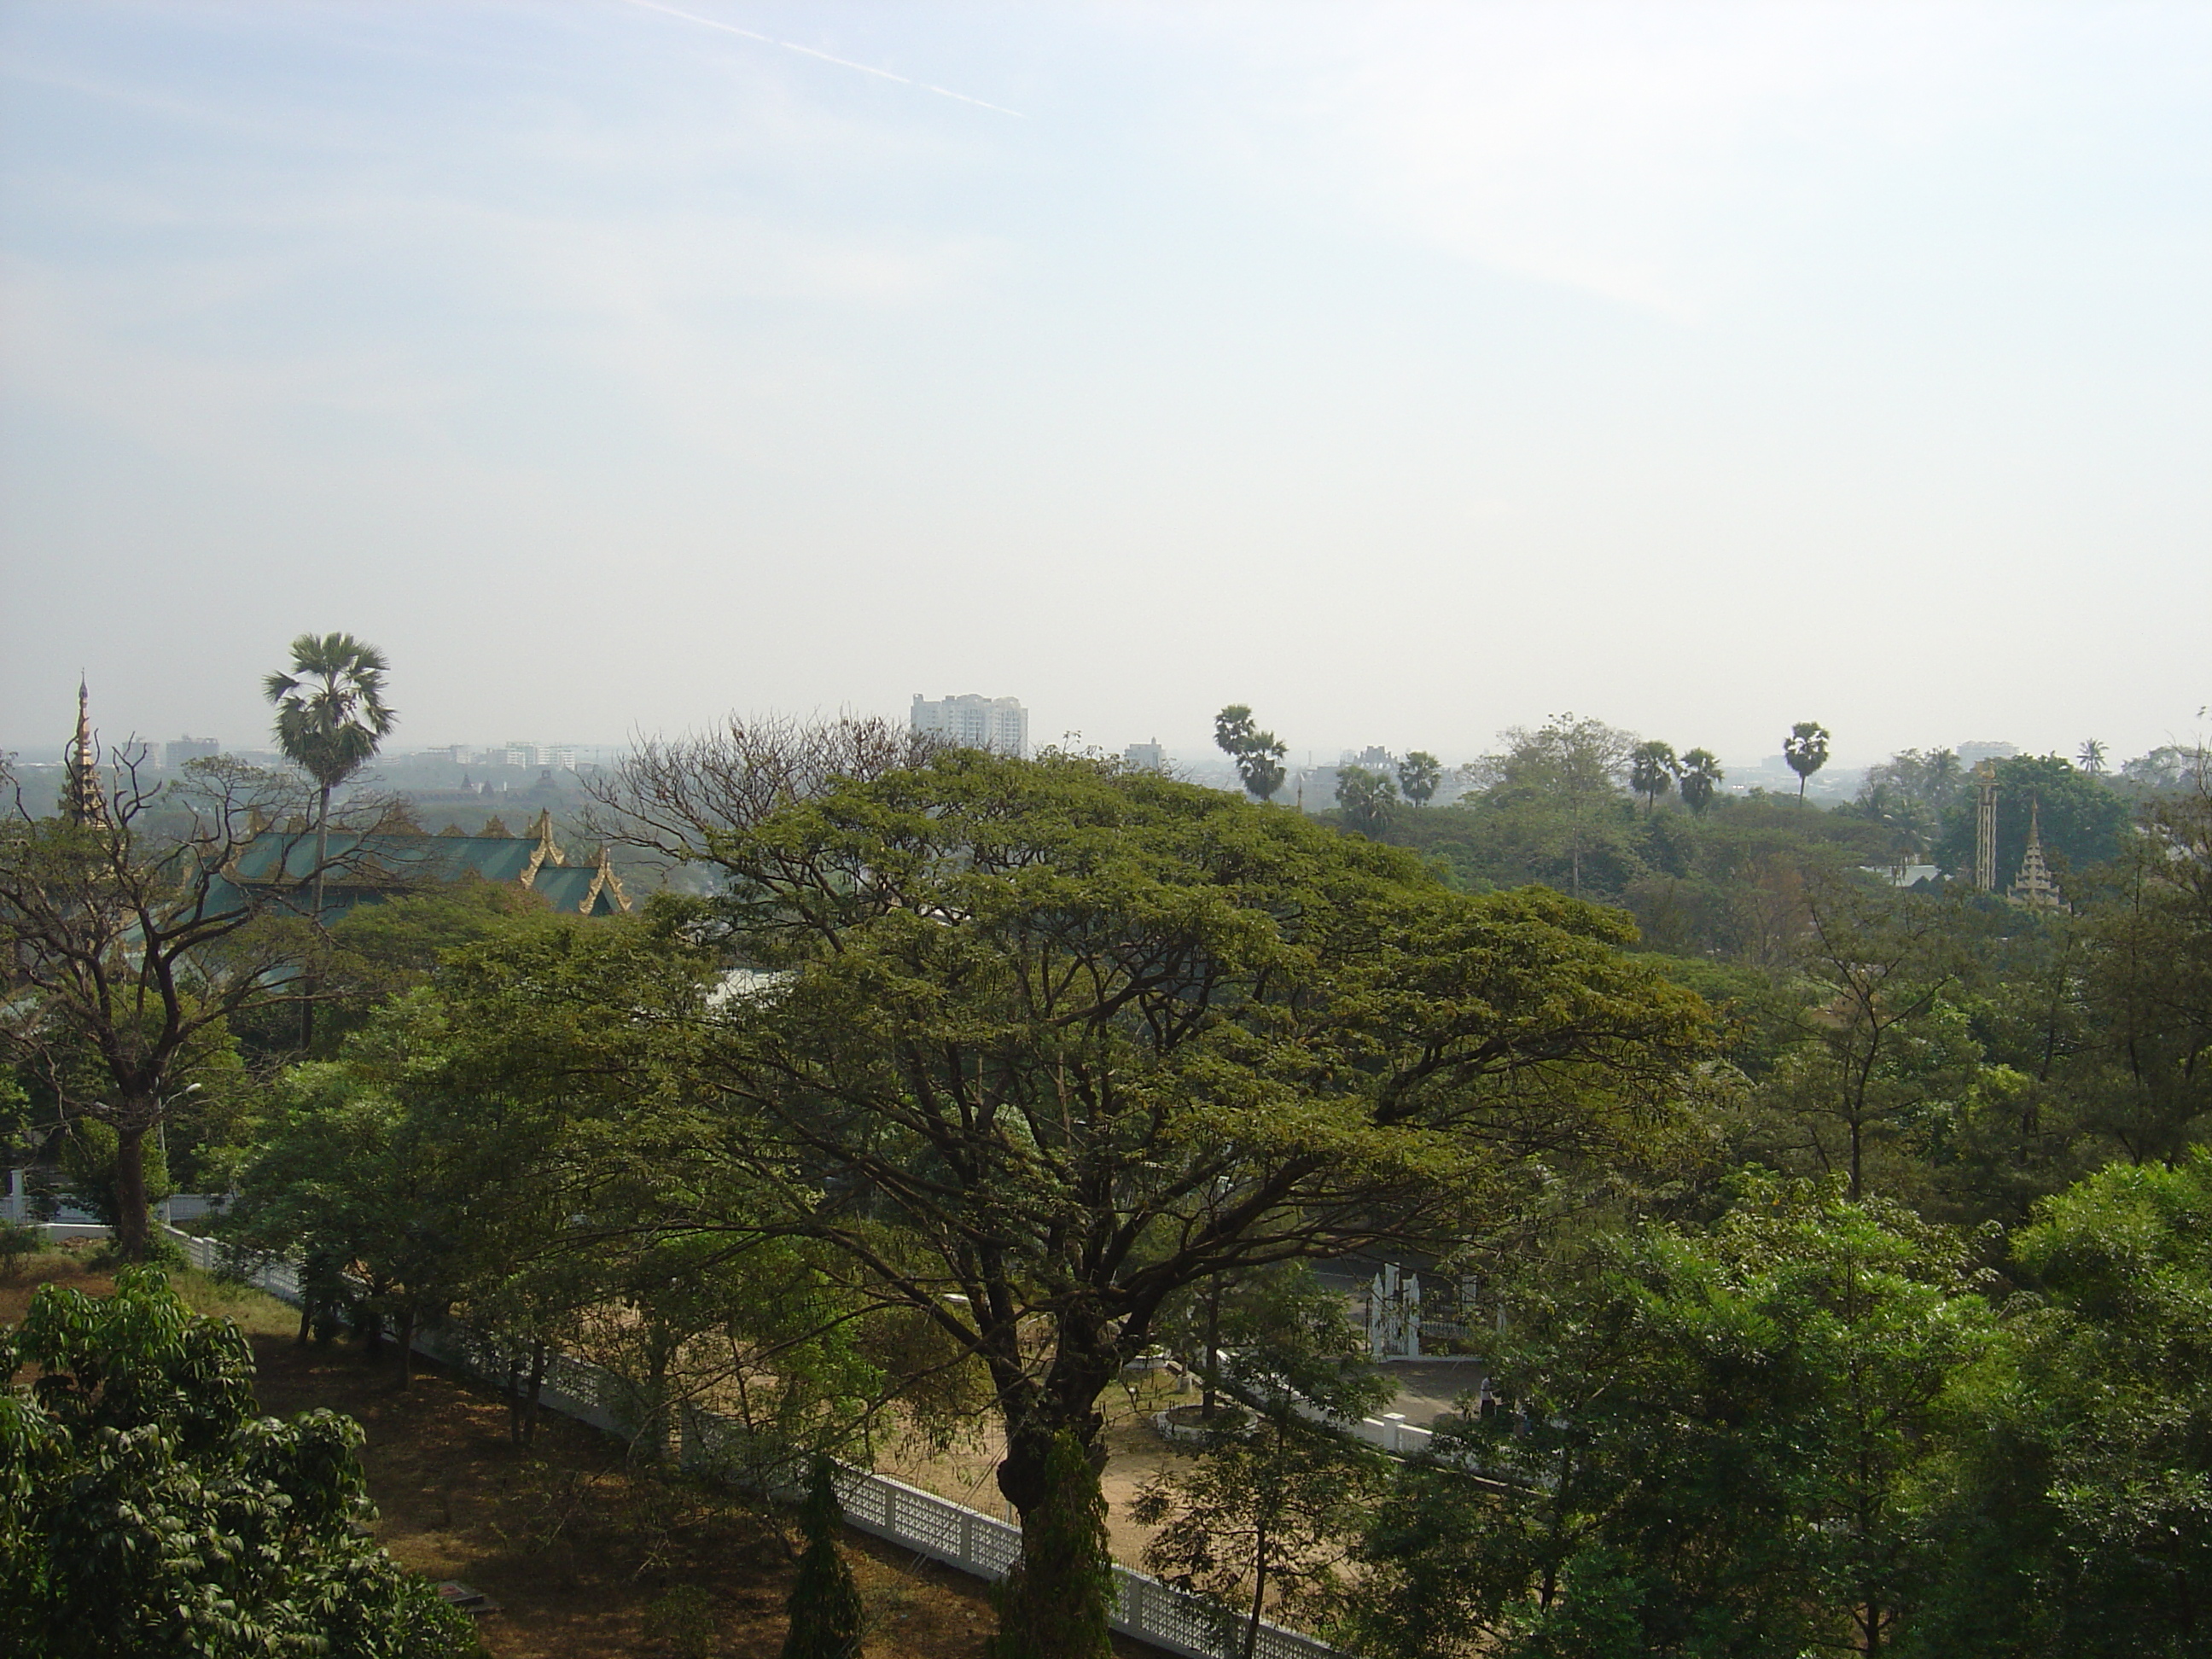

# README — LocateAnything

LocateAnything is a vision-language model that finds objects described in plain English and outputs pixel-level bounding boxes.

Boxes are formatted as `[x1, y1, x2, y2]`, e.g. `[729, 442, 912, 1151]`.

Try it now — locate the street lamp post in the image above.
[158, 1084, 201, 1230]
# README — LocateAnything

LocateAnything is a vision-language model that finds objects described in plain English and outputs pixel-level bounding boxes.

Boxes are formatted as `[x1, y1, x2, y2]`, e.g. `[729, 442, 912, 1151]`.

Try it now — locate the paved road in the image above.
[1378, 1358, 1490, 1427]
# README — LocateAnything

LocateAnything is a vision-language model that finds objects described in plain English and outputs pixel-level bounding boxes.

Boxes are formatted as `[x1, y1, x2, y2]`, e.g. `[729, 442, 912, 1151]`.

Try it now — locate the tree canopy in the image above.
[652, 748, 1712, 1531]
[1931, 753, 2132, 886]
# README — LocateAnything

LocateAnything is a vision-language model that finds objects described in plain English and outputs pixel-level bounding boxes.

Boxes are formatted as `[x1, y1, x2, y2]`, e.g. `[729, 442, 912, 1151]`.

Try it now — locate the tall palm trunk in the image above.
[300, 780, 331, 1050]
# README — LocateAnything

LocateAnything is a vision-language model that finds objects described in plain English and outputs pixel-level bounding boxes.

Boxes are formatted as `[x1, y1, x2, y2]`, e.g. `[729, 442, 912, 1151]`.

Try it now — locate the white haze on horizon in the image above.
[2, 2, 2206, 772]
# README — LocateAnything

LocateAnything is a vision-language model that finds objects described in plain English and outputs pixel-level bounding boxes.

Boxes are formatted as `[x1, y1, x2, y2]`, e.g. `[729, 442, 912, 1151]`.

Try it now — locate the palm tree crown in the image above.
[1784, 720, 1831, 802]
[1628, 740, 1678, 812]
[265, 632, 396, 792]
[1678, 748, 1725, 814]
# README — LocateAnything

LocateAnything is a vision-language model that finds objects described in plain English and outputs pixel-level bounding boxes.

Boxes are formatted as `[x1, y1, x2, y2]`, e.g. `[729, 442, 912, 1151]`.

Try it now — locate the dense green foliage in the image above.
[226, 916, 899, 1477]
[669, 750, 1708, 1516]
[15, 665, 2204, 1657]
[1354, 1177, 2001, 1657]
[0, 1268, 476, 1658]
[1922, 1153, 2212, 1656]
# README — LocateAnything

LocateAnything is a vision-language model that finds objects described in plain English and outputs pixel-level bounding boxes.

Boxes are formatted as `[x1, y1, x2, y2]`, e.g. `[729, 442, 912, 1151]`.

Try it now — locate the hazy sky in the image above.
[3, 2, 2207, 768]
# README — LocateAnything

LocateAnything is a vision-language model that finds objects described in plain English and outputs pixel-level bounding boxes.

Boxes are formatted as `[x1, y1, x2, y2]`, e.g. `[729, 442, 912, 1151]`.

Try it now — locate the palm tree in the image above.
[1923, 748, 1962, 809]
[1784, 721, 1831, 804]
[2077, 739, 2108, 776]
[1628, 741, 1678, 814]
[1214, 703, 1288, 802]
[1334, 765, 1398, 835]
[1397, 750, 1442, 806]
[1678, 748, 1724, 814]
[265, 633, 395, 1044]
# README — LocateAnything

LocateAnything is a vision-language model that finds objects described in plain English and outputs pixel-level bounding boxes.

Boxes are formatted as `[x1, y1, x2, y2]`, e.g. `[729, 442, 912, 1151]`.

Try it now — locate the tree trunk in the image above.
[111, 1121, 152, 1264]
[1202, 1272, 1223, 1419]
[639, 1325, 677, 1462]
[524, 1341, 547, 1448]
[508, 1341, 550, 1446]
[992, 1426, 1115, 1659]
[395, 1305, 416, 1389]
[994, 1322, 1120, 1519]
[1243, 1518, 1270, 1659]
[301, 781, 331, 1051]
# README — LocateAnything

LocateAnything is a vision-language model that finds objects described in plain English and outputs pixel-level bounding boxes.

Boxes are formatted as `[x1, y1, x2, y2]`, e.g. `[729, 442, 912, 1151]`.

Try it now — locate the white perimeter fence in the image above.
[156, 1225, 1351, 1659]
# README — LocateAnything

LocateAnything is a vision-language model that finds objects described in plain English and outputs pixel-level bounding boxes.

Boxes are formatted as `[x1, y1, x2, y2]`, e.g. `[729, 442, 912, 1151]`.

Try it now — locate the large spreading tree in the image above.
[604, 740, 1713, 1565]
[0, 754, 339, 1261]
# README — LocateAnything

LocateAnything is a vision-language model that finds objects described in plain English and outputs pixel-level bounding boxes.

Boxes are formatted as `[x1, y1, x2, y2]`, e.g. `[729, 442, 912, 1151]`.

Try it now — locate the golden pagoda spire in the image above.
[2011, 797, 2065, 911]
[64, 675, 107, 827]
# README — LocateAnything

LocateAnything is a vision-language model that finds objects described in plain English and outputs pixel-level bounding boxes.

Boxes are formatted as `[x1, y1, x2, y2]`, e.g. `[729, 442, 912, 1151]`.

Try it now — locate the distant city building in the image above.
[1958, 740, 2018, 768]
[499, 742, 577, 771]
[1341, 746, 1397, 771]
[911, 694, 1028, 757]
[1124, 740, 1167, 772]
[164, 735, 221, 768]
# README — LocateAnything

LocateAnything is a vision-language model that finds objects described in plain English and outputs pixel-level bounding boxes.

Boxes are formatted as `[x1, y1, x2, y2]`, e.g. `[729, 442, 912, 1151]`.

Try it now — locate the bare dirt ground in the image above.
[1, 1245, 1164, 1659]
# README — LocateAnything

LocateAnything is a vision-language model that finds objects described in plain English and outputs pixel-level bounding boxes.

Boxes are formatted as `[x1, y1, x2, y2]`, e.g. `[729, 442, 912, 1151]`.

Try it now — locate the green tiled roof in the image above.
[223, 812, 628, 920]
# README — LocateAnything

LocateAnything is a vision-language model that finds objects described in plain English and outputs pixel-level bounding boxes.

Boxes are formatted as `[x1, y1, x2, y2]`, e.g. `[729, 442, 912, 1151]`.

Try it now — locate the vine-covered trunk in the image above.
[990, 1429, 1115, 1659]
[111, 1121, 152, 1264]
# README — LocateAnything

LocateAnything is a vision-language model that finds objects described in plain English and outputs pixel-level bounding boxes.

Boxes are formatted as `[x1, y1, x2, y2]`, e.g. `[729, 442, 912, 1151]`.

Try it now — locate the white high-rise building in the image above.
[1957, 740, 2019, 768]
[911, 694, 1028, 758]
[1124, 741, 1166, 772]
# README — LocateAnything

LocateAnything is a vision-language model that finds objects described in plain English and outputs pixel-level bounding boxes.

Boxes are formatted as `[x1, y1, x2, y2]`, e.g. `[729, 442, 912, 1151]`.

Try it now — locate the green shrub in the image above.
[0, 1217, 43, 1282]
[0, 1266, 480, 1658]
[782, 1456, 864, 1659]
[644, 1584, 723, 1658]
